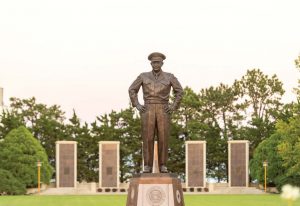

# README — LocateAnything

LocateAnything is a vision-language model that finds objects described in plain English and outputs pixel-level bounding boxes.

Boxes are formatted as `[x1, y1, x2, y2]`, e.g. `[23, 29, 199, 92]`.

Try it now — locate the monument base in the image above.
[126, 173, 185, 206]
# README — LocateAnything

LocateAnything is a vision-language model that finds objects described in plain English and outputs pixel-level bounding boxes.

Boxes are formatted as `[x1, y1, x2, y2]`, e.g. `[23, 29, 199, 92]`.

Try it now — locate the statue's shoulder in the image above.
[139, 72, 152, 79]
[162, 71, 174, 80]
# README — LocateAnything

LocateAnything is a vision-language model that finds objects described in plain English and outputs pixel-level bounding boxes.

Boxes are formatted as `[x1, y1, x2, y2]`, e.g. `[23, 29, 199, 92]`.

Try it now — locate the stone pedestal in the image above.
[126, 173, 185, 206]
[152, 141, 159, 173]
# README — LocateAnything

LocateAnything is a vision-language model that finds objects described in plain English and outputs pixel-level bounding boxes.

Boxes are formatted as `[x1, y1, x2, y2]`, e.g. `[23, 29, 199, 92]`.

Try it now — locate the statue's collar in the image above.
[152, 70, 162, 79]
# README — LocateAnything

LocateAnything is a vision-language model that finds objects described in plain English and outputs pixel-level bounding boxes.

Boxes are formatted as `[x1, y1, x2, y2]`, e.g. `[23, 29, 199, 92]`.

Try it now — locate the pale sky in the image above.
[1, 0, 300, 123]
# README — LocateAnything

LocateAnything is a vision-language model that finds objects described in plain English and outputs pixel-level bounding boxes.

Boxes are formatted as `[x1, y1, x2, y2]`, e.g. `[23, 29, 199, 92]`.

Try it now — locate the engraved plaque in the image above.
[146, 186, 166, 205]
[107, 167, 113, 175]
[126, 174, 185, 206]
[64, 167, 70, 175]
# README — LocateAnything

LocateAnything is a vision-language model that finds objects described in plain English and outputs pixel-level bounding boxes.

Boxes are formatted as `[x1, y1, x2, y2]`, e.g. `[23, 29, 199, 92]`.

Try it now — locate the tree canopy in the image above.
[1, 63, 299, 188]
[0, 126, 53, 188]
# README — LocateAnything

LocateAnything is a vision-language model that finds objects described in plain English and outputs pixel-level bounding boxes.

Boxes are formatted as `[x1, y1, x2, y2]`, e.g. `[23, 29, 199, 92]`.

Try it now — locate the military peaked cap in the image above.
[148, 52, 166, 62]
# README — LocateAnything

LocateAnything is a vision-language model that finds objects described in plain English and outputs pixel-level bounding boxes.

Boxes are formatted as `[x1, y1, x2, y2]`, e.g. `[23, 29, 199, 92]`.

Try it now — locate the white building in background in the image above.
[0, 87, 9, 112]
[0, 87, 4, 111]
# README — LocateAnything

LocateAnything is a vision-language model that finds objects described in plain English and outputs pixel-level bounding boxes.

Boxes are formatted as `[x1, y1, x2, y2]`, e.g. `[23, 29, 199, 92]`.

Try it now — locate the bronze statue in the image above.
[129, 52, 183, 173]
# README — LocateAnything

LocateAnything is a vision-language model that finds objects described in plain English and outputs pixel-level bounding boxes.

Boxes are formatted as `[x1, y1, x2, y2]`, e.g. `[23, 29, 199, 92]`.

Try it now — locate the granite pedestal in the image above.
[126, 173, 185, 206]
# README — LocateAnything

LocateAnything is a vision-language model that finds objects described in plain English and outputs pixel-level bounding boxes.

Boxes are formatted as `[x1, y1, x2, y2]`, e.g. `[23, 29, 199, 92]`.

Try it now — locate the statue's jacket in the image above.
[129, 71, 183, 109]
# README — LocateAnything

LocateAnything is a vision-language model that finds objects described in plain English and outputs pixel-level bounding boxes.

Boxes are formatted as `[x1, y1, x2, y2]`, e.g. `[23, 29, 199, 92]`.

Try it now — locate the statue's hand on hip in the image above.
[136, 103, 146, 113]
[165, 105, 175, 114]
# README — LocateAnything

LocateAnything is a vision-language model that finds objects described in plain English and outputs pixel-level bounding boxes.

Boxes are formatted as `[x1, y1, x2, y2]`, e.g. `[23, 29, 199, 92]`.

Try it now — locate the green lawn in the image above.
[0, 195, 300, 206]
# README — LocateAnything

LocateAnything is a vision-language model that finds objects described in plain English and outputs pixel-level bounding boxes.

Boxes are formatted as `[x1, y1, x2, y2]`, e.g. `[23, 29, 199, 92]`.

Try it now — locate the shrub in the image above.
[250, 133, 285, 186]
[0, 169, 26, 195]
[0, 126, 53, 188]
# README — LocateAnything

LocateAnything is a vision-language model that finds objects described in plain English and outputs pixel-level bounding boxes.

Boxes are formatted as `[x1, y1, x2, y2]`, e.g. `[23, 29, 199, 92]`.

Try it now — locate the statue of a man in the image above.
[129, 52, 183, 173]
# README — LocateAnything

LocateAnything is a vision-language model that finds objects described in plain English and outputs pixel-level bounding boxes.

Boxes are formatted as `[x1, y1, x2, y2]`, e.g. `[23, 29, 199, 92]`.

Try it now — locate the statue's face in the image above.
[151, 61, 163, 72]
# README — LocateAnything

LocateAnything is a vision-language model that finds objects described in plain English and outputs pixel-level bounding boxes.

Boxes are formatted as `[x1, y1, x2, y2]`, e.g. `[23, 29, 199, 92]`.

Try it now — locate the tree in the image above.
[250, 56, 300, 189]
[0, 67, 288, 185]
[172, 87, 201, 140]
[296, 56, 300, 68]
[198, 83, 244, 182]
[276, 117, 300, 187]
[170, 87, 199, 178]
[0, 110, 24, 140]
[250, 118, 300, 190]
[0, 97, 66, 167]
[0, 169, 26, 195]
[250, 133, 285, 187]
[117, 108, 142, 181]
[0, 126, 53, 188]
[171, 84, 246, 181]
[235, 69, 284, 157]
[167, 120, 185, 178]
[294, 56, 300, 101]
[65, 111, 97, 182]
[91, 107, 142, 182]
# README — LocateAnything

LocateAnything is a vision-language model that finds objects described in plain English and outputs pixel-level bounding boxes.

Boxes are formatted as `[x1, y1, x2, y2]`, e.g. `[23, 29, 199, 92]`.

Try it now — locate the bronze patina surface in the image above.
[129, 52, 183, 173]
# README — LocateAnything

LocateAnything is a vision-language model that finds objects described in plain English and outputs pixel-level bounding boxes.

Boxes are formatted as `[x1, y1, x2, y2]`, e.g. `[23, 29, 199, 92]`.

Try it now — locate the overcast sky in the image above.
[1, 0, 300, 123]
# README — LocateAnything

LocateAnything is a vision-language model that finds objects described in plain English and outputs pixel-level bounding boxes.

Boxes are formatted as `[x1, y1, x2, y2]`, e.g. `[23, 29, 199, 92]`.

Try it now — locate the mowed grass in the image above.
[0, 194, 300, 206]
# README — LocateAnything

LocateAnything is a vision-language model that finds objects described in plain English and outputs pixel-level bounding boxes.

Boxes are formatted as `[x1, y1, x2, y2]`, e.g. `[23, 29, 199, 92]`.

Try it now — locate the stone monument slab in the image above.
[185, 141, 206, 188]
[99, 141, 120, 188]
[228, 140, 249, 187]
[56, 141, 77, 188]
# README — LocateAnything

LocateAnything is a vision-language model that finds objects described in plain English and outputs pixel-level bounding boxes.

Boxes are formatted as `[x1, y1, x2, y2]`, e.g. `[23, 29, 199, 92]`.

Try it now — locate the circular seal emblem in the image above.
[131, 187, 135, 200]
[146, 186, 166, 205]
[176, 190, 181, 203]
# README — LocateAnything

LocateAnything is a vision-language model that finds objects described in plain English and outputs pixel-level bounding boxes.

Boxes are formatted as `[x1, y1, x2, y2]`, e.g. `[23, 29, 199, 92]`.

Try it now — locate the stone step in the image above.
[211, 187, 265, 194]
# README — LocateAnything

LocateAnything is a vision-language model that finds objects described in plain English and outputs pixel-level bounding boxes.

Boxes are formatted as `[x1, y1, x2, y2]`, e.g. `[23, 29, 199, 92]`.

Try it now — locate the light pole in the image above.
[37, 160, 42, 194]
[141, 141, 144, 172]
[263, 160, 268, 192]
